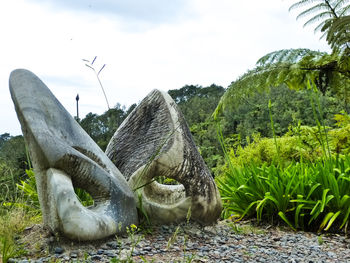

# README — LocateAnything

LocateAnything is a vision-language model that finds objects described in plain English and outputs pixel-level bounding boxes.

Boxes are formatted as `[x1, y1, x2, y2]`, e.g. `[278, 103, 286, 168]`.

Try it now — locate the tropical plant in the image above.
[217, 77, 350, 232]
[217, 156, 350, 232]
[15, 169, 40, 211]
[9, 168, 94, 211]
[217, 84, 344, 164]
[289, 0, 350, 37]
[325, 15, 350, 52]
[214, 0, 350, 119]
[290, 0, 350, 62]
[214, 49, 350, 118]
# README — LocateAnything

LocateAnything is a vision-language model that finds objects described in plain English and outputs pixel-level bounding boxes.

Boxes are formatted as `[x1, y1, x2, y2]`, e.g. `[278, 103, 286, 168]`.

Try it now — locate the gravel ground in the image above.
[9, 220, 350, 263]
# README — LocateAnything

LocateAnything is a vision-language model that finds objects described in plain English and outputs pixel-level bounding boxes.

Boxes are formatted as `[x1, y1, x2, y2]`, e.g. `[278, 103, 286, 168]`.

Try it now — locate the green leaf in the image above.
[324, 211, 341, 231]
[319, 212, 335, 230]
[309, 200, 322, 224]
[320, 189, 331, 212]
[340, 205, 350, 229]
[295, 204, 305, 228]
[306, 183, 321, 200]
[278, 211, 296, 231]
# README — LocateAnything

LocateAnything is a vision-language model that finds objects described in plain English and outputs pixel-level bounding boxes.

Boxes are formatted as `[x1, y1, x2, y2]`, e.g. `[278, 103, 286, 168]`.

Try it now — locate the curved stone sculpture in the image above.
[106, 90, 222, 224]
[9, 69, 138, 241]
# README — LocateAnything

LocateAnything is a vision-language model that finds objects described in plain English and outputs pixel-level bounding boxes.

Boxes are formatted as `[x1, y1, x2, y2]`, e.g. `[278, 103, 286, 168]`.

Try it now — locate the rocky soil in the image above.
[9, 220, 350, 263]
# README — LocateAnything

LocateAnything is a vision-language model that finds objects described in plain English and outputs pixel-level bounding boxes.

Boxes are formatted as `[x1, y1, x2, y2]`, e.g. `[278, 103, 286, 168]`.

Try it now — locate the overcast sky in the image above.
[1, 0, 330, 135]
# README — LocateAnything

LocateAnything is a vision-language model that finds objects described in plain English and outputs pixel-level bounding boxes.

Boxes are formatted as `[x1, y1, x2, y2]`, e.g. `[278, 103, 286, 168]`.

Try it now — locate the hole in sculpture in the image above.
[74, 187, 94, 207]
[142, 178, 186, 206]
[155, 176, 181, 185]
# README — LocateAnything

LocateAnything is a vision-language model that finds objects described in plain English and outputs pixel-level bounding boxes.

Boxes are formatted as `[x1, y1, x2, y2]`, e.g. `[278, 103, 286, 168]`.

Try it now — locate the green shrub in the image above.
[329, 112, 350, 154]
[226, 127, 323, 167]
[222, 116, 350, 169]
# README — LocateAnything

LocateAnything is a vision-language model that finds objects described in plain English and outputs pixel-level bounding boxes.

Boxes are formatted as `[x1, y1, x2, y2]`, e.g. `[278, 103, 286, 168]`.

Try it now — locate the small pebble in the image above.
[9, 221, 350, 262]
[97, 249, 104, 255]
[91, 255, 102, 261]
[54, 247, 64, 254]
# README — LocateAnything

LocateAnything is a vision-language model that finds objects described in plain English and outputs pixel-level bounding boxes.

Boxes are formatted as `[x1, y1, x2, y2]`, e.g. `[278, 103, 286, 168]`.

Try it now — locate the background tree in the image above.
[79, 103, 136, 150]
[222, 85, 343, 141]
[169, 84, 225, 173]
[169, 84, 225, 126]
[0, 134, 27, 199]
[0, 133, 11, 149]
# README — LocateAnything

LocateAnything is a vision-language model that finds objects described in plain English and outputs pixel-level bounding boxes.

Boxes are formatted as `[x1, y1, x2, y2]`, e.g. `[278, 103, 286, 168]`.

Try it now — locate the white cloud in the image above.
[0, 0, 330, 135]
[24, 0, 191, 25]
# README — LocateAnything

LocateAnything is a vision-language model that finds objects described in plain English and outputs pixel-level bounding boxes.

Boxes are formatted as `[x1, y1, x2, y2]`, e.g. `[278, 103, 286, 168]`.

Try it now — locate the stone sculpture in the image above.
[9, 69, 138, 241]
[106, 90, 222, 224]
[9, 69, 222, 241]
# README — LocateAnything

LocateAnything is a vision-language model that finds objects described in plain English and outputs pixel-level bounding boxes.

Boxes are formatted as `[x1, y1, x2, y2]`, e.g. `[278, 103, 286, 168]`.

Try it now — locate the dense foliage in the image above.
[217, 156, 350, 232]
[221, 85, 343, 140]
[214, 0, 350, 232]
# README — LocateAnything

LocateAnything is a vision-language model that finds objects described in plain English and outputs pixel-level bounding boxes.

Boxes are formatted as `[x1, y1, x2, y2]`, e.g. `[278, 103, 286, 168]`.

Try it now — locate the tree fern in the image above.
[290, 0, 350, 40]
[213, 49, 349, 119]
[257, 49, 325, 66]
[214, 1, 350, 119]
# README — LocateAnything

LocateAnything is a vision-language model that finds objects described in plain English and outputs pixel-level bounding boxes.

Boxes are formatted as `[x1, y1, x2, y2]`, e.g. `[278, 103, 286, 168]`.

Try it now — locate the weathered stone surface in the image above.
[9, 69, 138, 241]
[106, 89, 222, 224]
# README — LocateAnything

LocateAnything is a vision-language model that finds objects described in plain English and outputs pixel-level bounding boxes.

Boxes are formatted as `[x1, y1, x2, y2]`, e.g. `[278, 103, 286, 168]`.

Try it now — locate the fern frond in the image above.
[303, 11, 334, 27]
[339, 3, 350, 16]
[319, 18, 333, 32]
[334, 0, 350, 9]
[289, 0, 324, 12]
[317, 21, 334, 38]
[329, 15, 350, 33]
[257, 49, 325, 66]
[326, 15, 350, 51]
[296, 3, 332, 20]
[289, 0, 350, 38]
